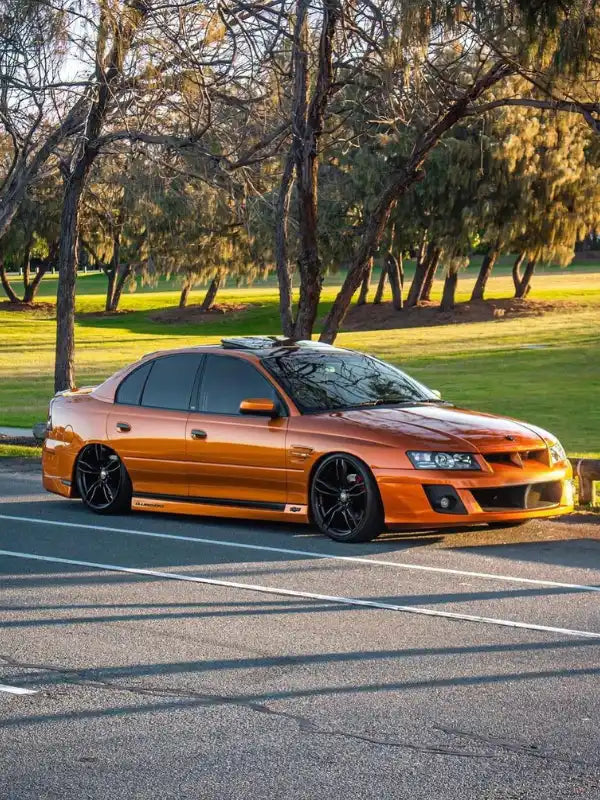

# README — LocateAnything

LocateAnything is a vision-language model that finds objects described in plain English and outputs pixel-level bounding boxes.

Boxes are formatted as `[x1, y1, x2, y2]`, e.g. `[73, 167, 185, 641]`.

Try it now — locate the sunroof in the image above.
[220, 336, 337, 351]
[221, 336, 289, 350]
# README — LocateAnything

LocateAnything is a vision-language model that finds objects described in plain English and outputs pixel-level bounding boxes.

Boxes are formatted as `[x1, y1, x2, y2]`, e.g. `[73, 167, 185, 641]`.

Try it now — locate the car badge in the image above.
[505, 435, 515, 441]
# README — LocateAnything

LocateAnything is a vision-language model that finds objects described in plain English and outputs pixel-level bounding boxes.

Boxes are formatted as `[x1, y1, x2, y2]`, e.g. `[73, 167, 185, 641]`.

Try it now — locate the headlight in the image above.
[549, 441, 567, 465]
[407, 451, 481, 470]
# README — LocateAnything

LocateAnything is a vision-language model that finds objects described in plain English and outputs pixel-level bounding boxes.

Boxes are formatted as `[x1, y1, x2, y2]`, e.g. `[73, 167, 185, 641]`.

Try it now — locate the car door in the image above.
[107, 353, 204, 497]
[186, 354, 288, 508]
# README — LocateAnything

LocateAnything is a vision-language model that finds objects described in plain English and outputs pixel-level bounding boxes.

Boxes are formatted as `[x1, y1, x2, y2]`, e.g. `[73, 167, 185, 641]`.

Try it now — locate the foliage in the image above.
[3, 0, 600, 382]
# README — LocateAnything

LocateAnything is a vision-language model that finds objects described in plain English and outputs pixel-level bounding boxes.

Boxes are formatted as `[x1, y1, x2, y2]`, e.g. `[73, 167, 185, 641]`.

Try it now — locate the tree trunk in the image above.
[386, 252, 403, 310]
[22, 244, 32, 297]
[274, 150, 295, 337]
[179, 283, 191, 309]
[356, 257, 372, 305]
[471, 246, 500, 301]
[421, 248, 441, 302]
[0, 261, 20, 303]
[406, 242, 435, 307]
[291, 0, 341, 341]
[515, 259, 536, 298]
[201, 272, 223, 311]
[23, 263, 48, 303]
[440, 268, 458, 312]
[318, 61, 513, 344]
[55, 171, 88, 392]
[105, 268, 117, 312]
[373, 262, 387, 304]
[109, 264, 131, 312]
[105, 220, 124, 313]
[511, 252, 527, 295]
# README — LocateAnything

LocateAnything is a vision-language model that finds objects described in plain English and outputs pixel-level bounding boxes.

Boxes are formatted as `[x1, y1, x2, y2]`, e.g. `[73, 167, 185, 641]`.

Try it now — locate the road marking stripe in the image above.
[0, 683, 38, 696]
[0, 512, 599, 593]
[1, 548, 599, 640]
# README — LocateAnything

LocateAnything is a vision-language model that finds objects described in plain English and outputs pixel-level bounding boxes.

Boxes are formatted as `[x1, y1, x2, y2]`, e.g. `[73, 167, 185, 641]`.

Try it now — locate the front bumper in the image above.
[375, 461, 573, 528]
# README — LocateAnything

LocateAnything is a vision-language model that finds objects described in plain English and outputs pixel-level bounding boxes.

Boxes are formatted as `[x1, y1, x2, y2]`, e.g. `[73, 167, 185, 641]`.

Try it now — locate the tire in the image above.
[310, 453, 384, 543]
[76, 443, 132, 515]
[487, 520, 529, 530]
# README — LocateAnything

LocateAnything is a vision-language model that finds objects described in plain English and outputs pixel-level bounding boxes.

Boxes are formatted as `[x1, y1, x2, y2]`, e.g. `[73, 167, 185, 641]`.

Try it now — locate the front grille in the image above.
[483, 449, 549, 469]
[471, 481, 562, 512]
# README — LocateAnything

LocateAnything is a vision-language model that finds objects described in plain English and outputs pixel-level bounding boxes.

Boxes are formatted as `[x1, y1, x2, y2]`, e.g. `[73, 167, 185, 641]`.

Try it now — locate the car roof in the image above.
[93, 337, 359, 404]
[141, 337, 349, 361]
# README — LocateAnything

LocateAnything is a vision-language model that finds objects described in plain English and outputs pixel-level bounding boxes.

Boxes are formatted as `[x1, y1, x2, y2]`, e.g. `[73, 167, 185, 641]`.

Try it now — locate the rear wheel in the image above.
[310, 454, 383, 543]
[76, 444, 132, 515]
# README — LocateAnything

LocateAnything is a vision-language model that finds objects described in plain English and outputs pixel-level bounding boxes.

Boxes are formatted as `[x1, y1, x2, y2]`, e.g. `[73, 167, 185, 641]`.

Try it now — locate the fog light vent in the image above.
[423, 485, 467, 515]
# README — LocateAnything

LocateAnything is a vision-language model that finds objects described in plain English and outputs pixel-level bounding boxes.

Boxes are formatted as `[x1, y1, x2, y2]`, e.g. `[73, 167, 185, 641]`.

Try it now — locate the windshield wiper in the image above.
[398, 398, 453, 407]
[352, 399, 412, 408]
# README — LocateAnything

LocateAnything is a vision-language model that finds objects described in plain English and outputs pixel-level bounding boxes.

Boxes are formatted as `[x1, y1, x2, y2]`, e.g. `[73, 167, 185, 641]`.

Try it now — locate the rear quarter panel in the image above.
[42, 394, 110, 496]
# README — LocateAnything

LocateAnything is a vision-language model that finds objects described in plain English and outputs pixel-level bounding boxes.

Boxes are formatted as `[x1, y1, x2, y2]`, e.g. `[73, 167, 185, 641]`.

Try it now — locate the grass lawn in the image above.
[0, 444, 42, 458]
[1, 257, 599, 458]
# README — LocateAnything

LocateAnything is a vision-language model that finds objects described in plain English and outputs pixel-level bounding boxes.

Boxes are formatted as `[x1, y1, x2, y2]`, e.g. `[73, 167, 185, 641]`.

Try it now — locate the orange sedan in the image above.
[42, 337, 574, 542]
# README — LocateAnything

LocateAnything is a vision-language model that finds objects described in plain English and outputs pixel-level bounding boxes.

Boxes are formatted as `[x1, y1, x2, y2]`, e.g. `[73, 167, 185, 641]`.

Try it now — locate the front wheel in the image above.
[310, 454, 384, 543]
[76, 444, 132, 515]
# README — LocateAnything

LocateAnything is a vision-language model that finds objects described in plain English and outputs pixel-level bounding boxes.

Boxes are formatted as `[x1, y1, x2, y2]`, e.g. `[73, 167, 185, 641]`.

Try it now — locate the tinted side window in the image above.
[201, 355, 278, 415]
[141, 354, 203, 411]
[115, 362, 153, 406]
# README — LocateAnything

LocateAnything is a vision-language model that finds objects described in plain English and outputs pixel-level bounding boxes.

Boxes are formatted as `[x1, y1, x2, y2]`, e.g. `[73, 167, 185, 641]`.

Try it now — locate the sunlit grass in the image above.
[0, 444, 42, 458]
[1, 262, 598, 458]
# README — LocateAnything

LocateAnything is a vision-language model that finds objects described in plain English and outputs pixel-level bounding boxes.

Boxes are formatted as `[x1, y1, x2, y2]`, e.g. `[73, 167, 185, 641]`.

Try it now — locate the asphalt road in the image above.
[1, 461, 599, 800]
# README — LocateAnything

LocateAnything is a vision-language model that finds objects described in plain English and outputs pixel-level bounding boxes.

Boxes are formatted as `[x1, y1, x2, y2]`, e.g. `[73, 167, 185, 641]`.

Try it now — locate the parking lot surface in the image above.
[1, 463, 599, 799]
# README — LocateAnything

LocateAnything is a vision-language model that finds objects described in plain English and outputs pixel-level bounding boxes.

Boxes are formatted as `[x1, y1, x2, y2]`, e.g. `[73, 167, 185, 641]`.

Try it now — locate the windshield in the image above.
[262, 350, 437, 413]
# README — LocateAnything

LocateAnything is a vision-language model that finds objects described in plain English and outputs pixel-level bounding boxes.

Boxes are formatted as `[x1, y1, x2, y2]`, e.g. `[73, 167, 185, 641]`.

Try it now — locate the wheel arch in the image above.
[307, 451, 384, 516]
[71, 441, 125, 499]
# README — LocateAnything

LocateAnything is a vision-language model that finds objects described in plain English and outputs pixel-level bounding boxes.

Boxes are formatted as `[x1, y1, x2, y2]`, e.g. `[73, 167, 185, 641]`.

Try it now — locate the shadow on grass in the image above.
[72, 295, 329, 338]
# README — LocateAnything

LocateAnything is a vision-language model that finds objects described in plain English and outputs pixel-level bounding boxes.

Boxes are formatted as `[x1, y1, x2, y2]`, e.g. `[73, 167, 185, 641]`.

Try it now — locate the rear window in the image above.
[115, 362, 153, 406]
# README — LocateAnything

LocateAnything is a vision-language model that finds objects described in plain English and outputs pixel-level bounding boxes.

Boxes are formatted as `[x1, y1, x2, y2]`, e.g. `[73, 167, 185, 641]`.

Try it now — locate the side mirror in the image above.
[239, 398, 279, 418]
[431, 389, 442, 399]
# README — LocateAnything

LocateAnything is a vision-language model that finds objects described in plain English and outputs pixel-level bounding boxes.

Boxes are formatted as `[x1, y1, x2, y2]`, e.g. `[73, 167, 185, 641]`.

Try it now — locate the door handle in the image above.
[116, 422, 131, 432]
[191, 429, 207, 440]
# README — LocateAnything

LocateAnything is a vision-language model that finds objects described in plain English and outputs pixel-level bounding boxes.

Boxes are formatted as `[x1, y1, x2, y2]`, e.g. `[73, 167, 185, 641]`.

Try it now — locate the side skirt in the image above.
[131, 495, 309, 524]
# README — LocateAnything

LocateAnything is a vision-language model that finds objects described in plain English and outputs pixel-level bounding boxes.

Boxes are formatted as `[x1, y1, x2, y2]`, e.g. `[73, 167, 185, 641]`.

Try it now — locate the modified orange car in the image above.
[43, 337, 574, 542]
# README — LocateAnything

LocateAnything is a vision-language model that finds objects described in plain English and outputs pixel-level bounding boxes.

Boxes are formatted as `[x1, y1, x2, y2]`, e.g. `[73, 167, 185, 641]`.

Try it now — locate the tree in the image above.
[54, 0, 155, 391]
[0, 0, 89, 239]
[0, 175, 61, 303]
[141, 171, 262, 310]
[486, 102, 600, 298]
[50, 0, 297, 390]
[318, 1, 598, 341]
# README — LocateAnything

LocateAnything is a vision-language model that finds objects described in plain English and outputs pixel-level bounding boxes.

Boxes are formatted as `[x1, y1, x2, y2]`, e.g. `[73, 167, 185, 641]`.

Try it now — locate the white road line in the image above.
[0, 683, 38, 696]
[0, 512, 599, 594]
[1, 548, 599, 640]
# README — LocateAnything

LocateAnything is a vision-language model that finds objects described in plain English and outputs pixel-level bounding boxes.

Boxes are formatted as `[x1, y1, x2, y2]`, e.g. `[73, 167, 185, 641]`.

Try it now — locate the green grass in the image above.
[1, 259, 599, 458]
[0, 444, 42, 458]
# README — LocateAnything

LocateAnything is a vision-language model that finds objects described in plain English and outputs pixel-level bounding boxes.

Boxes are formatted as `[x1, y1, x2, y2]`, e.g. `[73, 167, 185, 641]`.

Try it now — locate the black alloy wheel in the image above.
[311, 454, 383, 543]
[76, 444, 132, 514]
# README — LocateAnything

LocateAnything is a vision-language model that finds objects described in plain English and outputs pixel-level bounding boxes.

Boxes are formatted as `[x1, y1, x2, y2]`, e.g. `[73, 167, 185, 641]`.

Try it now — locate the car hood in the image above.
[325, 404, 550, 452]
